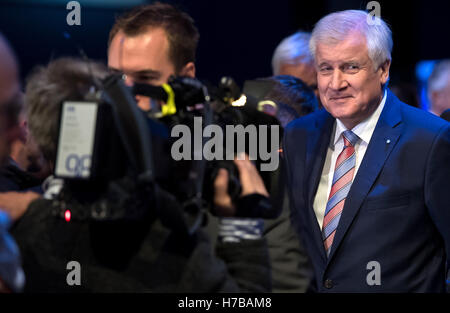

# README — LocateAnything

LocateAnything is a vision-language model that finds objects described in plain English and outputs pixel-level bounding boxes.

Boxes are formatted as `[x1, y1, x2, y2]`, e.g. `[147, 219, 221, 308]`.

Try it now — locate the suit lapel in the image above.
[305, 110, 335, 262]
[327, 90, 404, 262]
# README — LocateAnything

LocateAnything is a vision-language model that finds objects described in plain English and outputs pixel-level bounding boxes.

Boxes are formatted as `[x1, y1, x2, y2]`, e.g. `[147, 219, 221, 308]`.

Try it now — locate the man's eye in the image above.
[319, 67, 332, 73]
[345, 64, 359, 72]
[135, 76, 156, 83]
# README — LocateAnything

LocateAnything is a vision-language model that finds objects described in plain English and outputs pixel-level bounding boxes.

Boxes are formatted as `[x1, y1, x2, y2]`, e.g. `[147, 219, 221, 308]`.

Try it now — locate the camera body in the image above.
[52, 74, 284, 227]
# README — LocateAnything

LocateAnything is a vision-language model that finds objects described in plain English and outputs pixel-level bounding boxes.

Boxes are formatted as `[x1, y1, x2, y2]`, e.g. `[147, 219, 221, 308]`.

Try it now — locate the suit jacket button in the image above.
[324, 279, 334, 289]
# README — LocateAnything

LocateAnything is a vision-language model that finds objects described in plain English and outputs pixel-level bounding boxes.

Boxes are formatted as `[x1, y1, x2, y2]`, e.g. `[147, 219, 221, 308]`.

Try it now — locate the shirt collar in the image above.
[332, 89, 387, 147]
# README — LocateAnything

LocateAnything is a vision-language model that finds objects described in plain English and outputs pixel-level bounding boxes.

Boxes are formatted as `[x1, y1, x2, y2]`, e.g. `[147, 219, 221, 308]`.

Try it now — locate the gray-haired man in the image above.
[428, 59, 450, 116]
[284, 10, 450, 292]
[272, 31, 318, 96]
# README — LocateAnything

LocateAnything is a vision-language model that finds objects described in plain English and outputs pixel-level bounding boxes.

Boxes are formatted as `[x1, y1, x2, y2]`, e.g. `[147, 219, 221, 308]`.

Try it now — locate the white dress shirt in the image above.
[313, 90, 387, 229]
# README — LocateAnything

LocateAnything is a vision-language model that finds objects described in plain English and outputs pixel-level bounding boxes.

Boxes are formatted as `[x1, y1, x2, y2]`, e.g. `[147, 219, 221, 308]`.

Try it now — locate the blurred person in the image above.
[0, 32, 26, 293]
[428, 59, 450, 116]
[108, 3, 308, 292]
[284, 10, 449, 292]
[0, 33, 21, 166]
[0, 36, 42, 220]
[272, 31, 318, 98]
[255, 75, 319, 127]
[11, 57, 272, 292]
[0, 92, 50, 193]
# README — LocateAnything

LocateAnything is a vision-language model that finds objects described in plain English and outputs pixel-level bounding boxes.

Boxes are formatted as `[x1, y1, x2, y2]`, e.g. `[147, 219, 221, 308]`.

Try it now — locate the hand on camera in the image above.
[213, 154, 269, 217]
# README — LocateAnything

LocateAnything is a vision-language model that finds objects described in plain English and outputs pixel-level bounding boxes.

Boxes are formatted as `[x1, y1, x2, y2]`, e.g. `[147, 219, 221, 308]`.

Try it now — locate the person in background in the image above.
[272, 31, 319, 99]
[0, 32, 26, 293]
[0, 92, 50, 193]
[428, 59, 450, 116]
[255, 75, 319, 127]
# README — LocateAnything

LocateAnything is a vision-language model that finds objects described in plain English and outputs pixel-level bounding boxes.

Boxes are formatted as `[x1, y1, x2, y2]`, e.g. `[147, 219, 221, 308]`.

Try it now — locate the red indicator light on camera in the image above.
[65, 210, 71, 222]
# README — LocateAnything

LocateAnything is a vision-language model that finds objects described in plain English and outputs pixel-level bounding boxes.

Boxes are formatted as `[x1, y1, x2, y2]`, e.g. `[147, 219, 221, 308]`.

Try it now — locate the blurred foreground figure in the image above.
[0, 33, 26, 293]
[11, 57, 271, 292]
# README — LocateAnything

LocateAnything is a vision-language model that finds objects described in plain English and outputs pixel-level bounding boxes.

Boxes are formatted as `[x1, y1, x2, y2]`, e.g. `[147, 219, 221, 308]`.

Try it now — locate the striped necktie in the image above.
[322, 130, 359, 257]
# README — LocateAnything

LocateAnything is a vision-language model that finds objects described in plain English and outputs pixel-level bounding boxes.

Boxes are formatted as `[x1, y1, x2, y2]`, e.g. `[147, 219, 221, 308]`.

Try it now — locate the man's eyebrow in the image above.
[108, 67, 161, 77]
[131, 69, 161, 76]
[342, 60, 361, 65]
[318, 62, 331, 67]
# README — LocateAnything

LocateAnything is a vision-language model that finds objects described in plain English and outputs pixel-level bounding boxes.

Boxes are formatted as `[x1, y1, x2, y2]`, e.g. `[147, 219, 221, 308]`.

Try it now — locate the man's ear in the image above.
[18, 119, 28, 143]
[179, 62, 196, 78]
[379, 60, 391, 85]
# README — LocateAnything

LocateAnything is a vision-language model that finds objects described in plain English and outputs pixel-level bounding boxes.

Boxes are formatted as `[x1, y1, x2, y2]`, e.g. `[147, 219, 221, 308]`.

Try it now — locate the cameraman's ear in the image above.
[179, 62, 196, 78]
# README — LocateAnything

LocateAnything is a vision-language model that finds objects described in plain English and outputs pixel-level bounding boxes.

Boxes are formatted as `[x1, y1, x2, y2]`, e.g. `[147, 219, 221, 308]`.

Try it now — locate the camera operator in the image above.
[10, 57, 271, 292]
[108, 2, 307, 292]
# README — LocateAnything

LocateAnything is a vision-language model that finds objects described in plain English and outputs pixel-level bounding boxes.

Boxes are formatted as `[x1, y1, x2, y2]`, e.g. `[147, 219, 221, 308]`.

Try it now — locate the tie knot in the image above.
[342, 130, 358, 147]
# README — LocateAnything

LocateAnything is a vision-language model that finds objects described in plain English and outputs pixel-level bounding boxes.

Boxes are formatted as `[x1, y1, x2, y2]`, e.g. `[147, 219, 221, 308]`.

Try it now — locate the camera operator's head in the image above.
[0, 33, 22, 166]
[108, 2, 199, 111]
[25, 57, 108, 169]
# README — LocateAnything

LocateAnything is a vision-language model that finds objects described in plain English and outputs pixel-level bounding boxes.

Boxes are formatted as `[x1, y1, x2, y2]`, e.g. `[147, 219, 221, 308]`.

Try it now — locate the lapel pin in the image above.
[386, 139, 391, 144]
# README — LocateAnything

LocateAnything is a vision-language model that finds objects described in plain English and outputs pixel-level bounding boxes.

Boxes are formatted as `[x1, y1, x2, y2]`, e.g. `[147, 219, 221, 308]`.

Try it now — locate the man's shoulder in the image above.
[396, 100, 449, 134]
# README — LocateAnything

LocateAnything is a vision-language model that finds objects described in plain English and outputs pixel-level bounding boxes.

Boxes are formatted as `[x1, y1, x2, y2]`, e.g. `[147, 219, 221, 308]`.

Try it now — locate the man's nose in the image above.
[329, 70, 347, 91]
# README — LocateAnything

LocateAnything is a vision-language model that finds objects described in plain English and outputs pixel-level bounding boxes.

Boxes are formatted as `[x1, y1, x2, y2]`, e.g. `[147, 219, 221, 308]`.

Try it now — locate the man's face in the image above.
[0, 37, 20, 165]
[430, 80, 450, 116]
[315, 32, 390, 129]
[108, 27, 195, 111]
[279, 61, 318, 95]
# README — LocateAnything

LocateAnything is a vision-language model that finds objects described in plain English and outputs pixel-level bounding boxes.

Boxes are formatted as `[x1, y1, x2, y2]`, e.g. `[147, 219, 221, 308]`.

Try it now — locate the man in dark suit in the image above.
[284, 10, 450, 292]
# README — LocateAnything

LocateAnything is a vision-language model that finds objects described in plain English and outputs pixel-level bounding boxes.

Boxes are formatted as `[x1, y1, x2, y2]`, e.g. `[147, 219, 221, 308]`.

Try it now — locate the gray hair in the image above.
[309, 10, 393, 69]
[272, 31, 314, 75]
[25, 57, 108, 163]
[427, 60, 450, 100]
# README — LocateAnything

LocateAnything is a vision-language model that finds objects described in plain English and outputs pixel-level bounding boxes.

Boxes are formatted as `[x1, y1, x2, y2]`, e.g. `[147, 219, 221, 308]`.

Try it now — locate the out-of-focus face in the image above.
[108, 27, 195, 111]
[315, 32, 390, 129]
[279, 61, 318, 96]
[0, 37, 20, 166]
[430, 80, 450, 116]
[0, 112, 10, 165]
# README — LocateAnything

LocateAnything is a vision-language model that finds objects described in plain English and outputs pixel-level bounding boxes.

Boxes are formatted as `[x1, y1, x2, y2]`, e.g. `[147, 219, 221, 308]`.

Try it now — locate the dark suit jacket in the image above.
[283, 89, 450, 292]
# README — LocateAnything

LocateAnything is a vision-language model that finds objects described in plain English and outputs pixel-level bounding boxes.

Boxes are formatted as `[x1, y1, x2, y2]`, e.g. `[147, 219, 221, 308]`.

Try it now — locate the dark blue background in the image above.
[0, 0, 449, 88]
